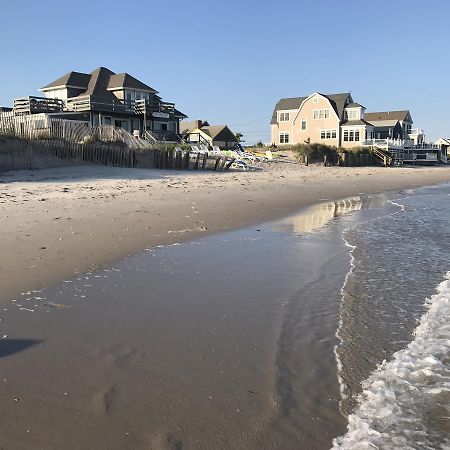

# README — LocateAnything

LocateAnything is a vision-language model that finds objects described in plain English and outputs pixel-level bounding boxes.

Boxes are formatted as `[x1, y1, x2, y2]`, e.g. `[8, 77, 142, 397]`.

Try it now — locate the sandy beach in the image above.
[2, 162, 450, 305]
[1, 162, 450, 449]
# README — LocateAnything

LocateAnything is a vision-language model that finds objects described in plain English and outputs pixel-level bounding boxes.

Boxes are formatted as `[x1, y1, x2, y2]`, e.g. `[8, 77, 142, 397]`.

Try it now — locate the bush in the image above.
[291, 143, 339, 163]
[343, 146, 371, 154]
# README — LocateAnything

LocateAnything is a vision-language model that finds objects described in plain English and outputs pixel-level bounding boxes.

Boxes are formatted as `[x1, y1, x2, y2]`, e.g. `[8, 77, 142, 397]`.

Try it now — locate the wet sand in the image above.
[0, 205, 362, 449]
[2, 163, 450, 306]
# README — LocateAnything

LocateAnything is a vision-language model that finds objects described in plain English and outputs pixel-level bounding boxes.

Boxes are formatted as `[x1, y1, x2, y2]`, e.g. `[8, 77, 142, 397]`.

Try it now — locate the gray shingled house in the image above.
[13, 67, 187, 142]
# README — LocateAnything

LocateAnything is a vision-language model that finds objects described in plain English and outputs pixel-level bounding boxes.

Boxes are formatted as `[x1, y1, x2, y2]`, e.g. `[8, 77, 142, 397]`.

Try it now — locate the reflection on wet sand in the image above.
[275, 195, 387, 235]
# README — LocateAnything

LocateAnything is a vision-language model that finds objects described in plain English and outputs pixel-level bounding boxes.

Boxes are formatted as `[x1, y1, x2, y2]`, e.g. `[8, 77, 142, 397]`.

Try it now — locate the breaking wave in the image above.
[332, 272, 450, 449]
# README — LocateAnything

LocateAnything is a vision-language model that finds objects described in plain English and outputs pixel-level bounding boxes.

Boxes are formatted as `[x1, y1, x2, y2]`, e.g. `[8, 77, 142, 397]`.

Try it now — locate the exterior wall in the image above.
[271, 109, 297, 145]
[294, 95, 340, 146]
[271, 95, 340, 147]
[43, 88, 68, 102]
[340, 126, 368, 148]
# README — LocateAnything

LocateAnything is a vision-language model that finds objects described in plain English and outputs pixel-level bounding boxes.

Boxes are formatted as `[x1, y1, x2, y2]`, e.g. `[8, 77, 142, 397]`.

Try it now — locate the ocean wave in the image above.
[332, 272, 450, 450]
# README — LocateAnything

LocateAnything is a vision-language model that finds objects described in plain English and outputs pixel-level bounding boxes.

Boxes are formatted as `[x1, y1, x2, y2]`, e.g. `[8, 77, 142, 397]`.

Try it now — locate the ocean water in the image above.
[333, 183, 450, 449]
[0, 184, 449, 449]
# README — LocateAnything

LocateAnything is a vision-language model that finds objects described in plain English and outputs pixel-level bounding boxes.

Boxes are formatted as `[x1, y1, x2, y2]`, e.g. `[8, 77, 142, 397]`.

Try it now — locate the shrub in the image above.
[291, 143, 339, 163]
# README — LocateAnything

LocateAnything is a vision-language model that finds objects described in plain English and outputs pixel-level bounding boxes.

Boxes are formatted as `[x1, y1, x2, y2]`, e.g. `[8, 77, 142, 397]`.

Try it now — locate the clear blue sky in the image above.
[1, 0, 448, 143]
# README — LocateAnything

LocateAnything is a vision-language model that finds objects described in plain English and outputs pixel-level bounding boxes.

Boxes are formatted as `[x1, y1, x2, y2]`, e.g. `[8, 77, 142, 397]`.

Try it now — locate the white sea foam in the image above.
[332, 272, 450, 449]
[334, 236, 357, 404]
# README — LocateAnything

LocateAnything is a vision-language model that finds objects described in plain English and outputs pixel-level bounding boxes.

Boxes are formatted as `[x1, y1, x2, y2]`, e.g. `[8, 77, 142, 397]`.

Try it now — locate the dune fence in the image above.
[0, 137, 234, 175]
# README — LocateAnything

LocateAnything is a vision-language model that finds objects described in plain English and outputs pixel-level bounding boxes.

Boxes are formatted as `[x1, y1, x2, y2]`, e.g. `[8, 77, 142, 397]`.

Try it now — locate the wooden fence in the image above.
[0, 137, 234, 175]
[0, 112, 148, 149]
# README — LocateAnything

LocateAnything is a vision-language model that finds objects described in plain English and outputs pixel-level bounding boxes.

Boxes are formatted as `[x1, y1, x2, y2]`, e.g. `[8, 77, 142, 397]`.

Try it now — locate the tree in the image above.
[235, 132, 245, 143]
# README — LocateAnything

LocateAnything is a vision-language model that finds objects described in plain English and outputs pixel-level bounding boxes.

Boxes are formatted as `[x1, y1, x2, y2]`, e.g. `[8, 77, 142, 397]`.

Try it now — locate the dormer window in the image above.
[279, 112, 290, 122]
[346, 104, 365, 121]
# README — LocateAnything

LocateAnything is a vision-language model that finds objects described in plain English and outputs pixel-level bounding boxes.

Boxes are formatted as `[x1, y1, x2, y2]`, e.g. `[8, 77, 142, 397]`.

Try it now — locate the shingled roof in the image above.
[271, 92, 352, 124]
[40, 67, 158, 97]
[107, 73, 157, 93]
[200, 125, 238, 142]
[365, 110, 412, 123]
[41, 71, 91, 90]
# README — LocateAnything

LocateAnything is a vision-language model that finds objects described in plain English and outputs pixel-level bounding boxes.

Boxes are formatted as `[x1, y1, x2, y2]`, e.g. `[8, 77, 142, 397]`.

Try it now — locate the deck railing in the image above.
[14, 96, 65, 115]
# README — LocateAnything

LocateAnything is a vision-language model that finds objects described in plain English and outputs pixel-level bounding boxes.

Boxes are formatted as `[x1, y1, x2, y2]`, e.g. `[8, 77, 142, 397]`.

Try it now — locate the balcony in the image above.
[14, 96, 65, 115]
[406, 128, 424, 136]
[66, 96, 176, 118]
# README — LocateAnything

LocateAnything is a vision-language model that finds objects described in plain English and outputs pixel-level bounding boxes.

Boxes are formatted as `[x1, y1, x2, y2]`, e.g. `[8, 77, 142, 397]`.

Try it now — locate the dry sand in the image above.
[2, 162, 450, 305]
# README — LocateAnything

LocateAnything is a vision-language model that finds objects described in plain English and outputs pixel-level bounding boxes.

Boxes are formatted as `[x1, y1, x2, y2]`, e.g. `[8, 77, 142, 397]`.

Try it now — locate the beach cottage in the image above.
[12, 67, 187, 142]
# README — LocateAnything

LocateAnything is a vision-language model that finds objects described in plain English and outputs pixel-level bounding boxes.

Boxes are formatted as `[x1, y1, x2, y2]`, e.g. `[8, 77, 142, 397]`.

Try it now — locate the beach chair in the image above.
[199, 144, 209, 153]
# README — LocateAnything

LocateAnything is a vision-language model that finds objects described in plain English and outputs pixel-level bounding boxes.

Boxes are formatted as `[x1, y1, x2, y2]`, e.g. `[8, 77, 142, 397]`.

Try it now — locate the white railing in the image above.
[406, 128, 424, 135]
[363, 138, 405, 149]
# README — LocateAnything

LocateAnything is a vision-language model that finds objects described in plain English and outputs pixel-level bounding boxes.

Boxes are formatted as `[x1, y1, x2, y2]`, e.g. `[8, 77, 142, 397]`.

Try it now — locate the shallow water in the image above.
[0, 185, 449, 449]
[334, 183, 450, 449]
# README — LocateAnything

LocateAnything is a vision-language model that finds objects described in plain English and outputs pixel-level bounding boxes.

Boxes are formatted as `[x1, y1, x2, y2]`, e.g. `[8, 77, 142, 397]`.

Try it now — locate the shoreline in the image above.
[2, 163, 450, 304]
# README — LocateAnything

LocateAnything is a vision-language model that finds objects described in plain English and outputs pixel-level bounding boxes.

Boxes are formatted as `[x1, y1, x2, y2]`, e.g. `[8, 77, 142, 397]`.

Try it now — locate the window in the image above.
[313, 109, 330, 120]
[301, 118, 307, 130]
[348, 109, 358, 120]
[279, 132, 290, 144]
[343, 129, 360, 142]
[279, 112, 290, 122]
[313, 97, 319, 103]
[320, 129, 337, 139]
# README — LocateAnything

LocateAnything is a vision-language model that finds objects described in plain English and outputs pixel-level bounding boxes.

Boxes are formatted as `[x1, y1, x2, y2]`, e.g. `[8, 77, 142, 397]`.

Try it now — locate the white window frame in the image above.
[301, 118, 307, 130]
[320, 129, 337, 139]
[313, 97, 319, 103]
[342, 128, 360, 142]
[347, 109, 358, 120]
[279, 132, 290, 144]
[279, 112, 290, 122]
[313, 109, 330, 120]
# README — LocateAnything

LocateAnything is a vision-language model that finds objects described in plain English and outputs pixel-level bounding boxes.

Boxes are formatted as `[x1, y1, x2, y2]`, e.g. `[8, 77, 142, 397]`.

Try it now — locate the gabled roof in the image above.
[199, 125, 238, 142]
[271, 92, 352, 124]
[368, 119, 400, 128]
[41, 71, 91, 90]
[107, 73, 157, 93]
[365, 110, 412, 123]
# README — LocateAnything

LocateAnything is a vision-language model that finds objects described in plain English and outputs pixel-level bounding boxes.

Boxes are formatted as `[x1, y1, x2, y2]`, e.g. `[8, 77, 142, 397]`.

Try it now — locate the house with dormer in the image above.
[271, 92, 376, 148]
[13, 67, 187, 142]
[271, 91, 428, 149]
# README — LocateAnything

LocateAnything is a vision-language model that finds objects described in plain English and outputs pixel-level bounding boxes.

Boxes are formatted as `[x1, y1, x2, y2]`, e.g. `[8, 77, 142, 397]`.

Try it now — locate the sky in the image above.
[0, 0, 449, 144]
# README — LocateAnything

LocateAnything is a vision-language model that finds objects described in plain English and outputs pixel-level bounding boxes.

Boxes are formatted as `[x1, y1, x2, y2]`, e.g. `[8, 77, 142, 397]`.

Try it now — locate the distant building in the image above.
[271, 92, 424, 147]
[181, 120, 239, 149]
[435, 138, 450, 151]
[0, 106, 12, 112]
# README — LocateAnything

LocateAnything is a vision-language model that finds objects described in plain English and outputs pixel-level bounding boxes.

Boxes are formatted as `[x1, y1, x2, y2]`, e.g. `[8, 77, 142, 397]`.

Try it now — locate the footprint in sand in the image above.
[150, 433, 183, 450]
[91, 385, 117, 416]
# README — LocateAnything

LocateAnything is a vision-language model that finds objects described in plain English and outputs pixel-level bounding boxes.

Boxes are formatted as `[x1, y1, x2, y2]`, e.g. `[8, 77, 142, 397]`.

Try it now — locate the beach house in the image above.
[271, 93, 426, 148]
[181, 120, 239, 149]
[12, 67, 187, 142]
